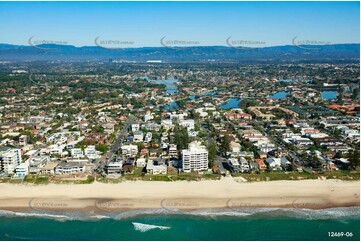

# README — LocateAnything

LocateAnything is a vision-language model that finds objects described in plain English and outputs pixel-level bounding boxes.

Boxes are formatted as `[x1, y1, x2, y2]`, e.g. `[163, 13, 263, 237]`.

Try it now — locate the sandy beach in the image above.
[0, 177, 359, 212]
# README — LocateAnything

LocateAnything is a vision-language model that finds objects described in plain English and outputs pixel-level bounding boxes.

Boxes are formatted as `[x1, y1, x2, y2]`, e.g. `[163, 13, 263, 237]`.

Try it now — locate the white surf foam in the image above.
[0, 209, 110, 221]
[132, 222, 171, 232]
[0, 210, 70, 221]
[1, 206, 359, 221]
[188, 209, 251, 217]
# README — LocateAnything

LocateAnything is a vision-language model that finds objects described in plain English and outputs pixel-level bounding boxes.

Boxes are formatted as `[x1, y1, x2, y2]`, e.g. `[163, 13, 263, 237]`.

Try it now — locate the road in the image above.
[200, 121, 228, 174]
[95, 115, 137, 173]
[260, 124, 316, 173]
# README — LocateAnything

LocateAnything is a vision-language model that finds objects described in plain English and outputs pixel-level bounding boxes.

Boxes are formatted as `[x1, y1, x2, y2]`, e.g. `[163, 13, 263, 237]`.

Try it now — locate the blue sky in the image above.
[0, 1, 359, 47]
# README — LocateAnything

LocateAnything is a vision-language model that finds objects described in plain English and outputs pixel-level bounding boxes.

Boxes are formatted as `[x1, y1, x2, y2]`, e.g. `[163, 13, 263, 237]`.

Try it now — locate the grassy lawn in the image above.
[142, 175, 172, 181]
[2, 170, 358, 184]
[171, 172, 221, 181]
[23, 175, 50, 184]
[95, 170, 221, 183]
[233, 171, 359, 182]
[96, 176, 124, 183]
[63, 175, 95, 184]
[0, 178, 23, 184]
[22, 174, 95, 185]
[320, 171, 360, 180]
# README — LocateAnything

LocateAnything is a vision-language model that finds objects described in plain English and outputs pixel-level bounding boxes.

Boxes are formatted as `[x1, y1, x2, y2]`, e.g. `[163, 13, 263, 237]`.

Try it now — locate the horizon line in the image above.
[1, 42, 360, 49]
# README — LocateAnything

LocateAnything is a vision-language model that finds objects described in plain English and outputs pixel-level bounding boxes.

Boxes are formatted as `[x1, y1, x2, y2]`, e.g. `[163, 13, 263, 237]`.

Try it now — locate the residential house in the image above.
[144, 132, 152, 143]
[71, 148, 84, 158]
[146, 160, 167, 175]
[133, 131, 144, 142]
[105, 161, 123, 174]
[121, 144, 138, 157]
[14, 162, 29, 178]
[84, 146, 99, 159]
[131, 124, 140, 132]
[168, 144, 177, 157]
[239, 157, 250, 172]
[41, 162, 58, 175]
[28, 155, 50, 174]
[254, 158, 267, 172]
[55, 161, 85, 175]
[265, 157, 290, 170]
[228, 158, 241, 173]
[19, 135, 28, 146]
[136, 158, 146, 167]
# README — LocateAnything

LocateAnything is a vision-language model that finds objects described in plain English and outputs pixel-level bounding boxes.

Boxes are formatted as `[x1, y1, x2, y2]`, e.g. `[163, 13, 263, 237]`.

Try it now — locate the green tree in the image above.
[96, 144, 108, 153]
[347, 149, 360, 171]
[174, 124, 189, 150]
[309, 155, 323, 171]
[220, 134, 231, 156]
[92, 125, 104, 133]
[208, 140, 217, 168]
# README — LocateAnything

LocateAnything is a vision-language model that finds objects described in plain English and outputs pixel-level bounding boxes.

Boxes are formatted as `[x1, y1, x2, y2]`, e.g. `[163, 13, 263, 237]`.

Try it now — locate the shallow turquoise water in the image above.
[321, 91, 338, 100]
[220, 98, 242, 109]
[0, 207, 359, 241]
[269, 91, 288, 99]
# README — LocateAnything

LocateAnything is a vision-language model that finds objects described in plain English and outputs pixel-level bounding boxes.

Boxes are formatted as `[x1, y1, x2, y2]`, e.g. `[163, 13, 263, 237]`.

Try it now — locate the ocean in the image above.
[0, 207, 359, 241]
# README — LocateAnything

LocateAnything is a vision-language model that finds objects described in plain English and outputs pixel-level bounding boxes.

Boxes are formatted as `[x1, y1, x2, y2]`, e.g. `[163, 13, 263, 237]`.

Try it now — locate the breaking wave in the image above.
[0, 206, 359, 221]
[132, 222, 171, 232]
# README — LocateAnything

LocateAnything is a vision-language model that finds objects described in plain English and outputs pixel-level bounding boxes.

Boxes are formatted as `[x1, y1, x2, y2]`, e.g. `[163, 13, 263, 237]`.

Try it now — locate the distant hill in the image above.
[0, 43, 359, 63]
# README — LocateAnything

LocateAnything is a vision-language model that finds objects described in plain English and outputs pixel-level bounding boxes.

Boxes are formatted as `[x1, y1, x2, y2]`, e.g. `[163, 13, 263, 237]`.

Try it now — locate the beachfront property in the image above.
[14, 162, 29, 178]
[181, 141, 208, 172]
[228, 158, 241, 173]
[105, 161, 123, 174]
[136, 158, 146, 167]
[55, 161, 85, 175]
[0, 147, 22, 174]
[255, 159, 267, 172]
[239, 157, 250, 172]
[41, 162, 58, 175]
[146, 159, 167, 175]
[28, 155, 50, 174]
[265, 157, 291, 171]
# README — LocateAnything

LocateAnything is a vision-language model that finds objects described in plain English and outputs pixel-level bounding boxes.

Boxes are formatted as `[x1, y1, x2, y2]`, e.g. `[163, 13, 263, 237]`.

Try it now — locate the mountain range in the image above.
[0, 43, 359, 63]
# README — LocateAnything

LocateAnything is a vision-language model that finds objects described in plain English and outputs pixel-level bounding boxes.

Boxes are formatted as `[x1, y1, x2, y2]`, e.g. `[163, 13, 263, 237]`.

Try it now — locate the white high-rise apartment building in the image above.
[0, 148, 22, 174]
[181, 141, 208, 172]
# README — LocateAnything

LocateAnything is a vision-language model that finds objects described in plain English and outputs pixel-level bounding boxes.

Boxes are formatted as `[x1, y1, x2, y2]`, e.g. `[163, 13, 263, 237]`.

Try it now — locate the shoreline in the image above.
[0, 178, 359, 212]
